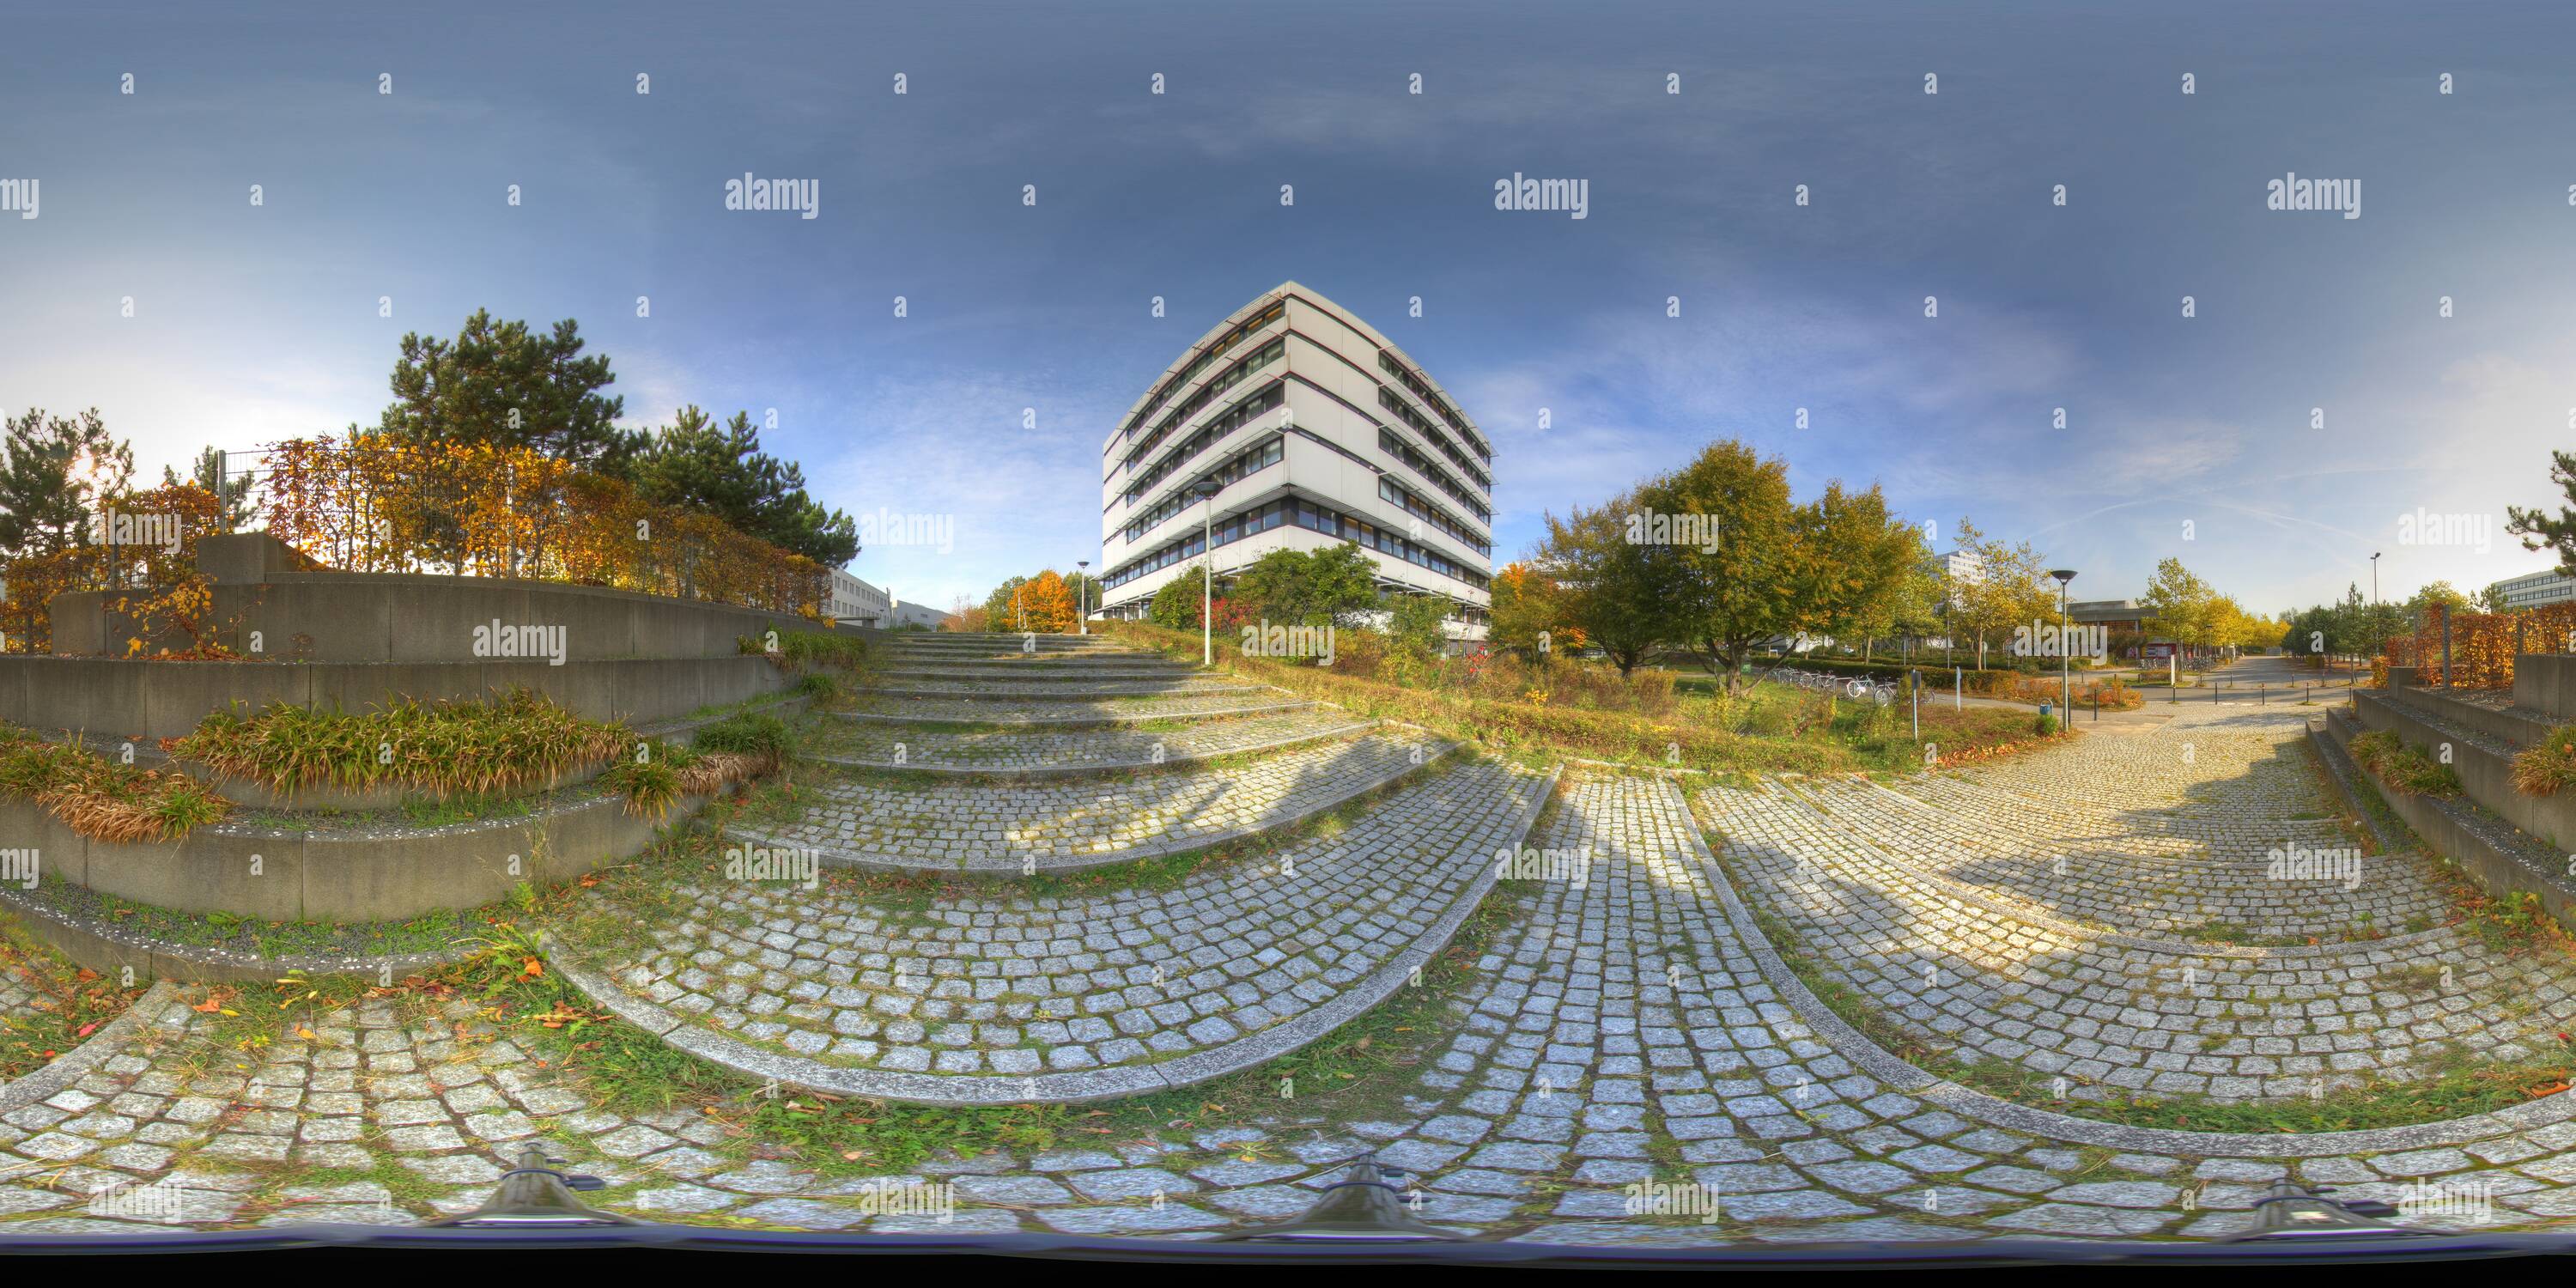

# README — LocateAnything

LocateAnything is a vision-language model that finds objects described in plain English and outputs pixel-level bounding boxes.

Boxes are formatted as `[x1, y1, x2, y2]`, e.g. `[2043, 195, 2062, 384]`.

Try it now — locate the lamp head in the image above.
[2049, 568, 2075, 586]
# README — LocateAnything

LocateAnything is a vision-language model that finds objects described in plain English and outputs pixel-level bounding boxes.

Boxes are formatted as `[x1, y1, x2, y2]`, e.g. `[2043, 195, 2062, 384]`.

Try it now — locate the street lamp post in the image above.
[1192, 480, 1221, 666]
[2050, 568, 2077, 724]
[1077, 559, 1090, 635]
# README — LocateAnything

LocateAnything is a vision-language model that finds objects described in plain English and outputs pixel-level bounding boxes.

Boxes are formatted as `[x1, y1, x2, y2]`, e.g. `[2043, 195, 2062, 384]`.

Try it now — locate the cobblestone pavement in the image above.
[571, 759, 1553, 1101]
[1778, 775, 2453, 939]
[865, 676, 1267, 701]
[1703, 708, 2576, 1102]
[735, 727, 1449, 873]
[876, 664, 1202, 683]
[843, 692, 1315, 726]
[804, 709, 1380, 774]
[16, 761, 2576, 1236]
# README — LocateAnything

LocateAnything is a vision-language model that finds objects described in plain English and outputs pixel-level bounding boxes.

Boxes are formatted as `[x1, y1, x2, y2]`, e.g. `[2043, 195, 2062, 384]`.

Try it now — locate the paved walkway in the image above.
[21, 641, 2576, 1238]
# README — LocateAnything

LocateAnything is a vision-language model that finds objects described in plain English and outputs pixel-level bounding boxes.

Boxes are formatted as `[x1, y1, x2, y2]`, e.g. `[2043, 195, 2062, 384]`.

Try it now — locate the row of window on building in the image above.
[1118, 300, 1288, 453]
[1104, 492, 1491, 595]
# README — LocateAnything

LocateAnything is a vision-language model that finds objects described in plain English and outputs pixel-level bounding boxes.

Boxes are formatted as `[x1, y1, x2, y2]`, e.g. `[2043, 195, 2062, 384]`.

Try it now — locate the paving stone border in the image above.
[1673, 776, 2576, 1159]
[0, 886, 486, 984]
[548, 764, 1564, 1105]
[0, 981, 179, 1114]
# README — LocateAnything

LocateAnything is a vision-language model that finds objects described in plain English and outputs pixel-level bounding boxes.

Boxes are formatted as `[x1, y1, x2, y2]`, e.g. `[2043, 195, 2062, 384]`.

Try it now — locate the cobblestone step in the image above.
[802, 709, 1381, 777]
[862, 677, 1267, 702]
[875, 665, 1203, 683]
[733, 727, 1452, 873]
[556, 759, 1558, 1103]
[840, 692, 1317, 726]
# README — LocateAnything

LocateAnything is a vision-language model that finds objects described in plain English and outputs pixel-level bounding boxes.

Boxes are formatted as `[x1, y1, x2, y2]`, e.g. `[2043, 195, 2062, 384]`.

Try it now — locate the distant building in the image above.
[1937, 548, 1984, 587]
[825, 568, 890, 628]
[888, 598, 954, 630]
[2069, 598, 2146, 634]
[2488, 569, 2576, 611]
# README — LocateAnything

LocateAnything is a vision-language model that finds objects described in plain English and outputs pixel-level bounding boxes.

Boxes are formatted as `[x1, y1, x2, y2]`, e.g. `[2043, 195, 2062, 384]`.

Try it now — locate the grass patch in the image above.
[1103, 621, 2063, 776]
[0, 722, 230, 841]
[0, 909, 143, 1079]
[166, 688, 630, 800]
[2348, 729, 2464, 798]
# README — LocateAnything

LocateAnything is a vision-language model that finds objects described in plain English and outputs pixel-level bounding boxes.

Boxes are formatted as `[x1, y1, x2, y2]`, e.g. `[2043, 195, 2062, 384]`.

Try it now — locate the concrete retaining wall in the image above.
[2318, 708, 2576, 934]
[54, 573, 845, 664]
[3, 788, 706, 921]
[0, 653, 794, 741]
[2381, 683, 2557, 749]
[2353, 690, 2576, 854]
[2518, 653, 2576, 722]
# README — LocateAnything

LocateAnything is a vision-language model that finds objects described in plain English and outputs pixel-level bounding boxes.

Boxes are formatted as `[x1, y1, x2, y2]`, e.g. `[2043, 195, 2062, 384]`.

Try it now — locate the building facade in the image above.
[1096, 283, 1493, 633]
[2488, 568, 2576, 611]
[826, 568, 890, 628]
[888, 598, 955, 630]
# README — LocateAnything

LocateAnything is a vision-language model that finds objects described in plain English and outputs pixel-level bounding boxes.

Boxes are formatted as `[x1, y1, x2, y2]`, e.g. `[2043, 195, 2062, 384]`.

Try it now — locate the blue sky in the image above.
[5, 0, 2575, 617]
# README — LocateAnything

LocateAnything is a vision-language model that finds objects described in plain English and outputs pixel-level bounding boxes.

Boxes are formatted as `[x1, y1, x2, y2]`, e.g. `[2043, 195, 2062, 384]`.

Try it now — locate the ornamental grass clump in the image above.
[600, 732, 774, 817]
[2512, 725, 2576, 797]
[0, 723, 232, 842]
[167, 688, 629, 799]
[2350, 729, 2464, 798]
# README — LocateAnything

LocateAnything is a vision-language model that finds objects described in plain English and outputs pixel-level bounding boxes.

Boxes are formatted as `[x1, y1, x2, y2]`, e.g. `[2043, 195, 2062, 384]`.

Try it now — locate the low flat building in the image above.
[2069, 598, 2145, 634]
[826, 568, 890, 628]
[888, 598, 954, 630]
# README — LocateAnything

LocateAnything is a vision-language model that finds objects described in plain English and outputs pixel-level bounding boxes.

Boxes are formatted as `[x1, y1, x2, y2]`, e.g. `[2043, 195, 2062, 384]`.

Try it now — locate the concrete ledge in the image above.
[0, 888, 481, 984]
[2519, 653, 2576, 721]
[0, 980, 180, 1114]
[55, 554, 848, 663]
[2324, 705, 2576, 935]
[2382, 683, 2557, 750]
[1, 787, 713, 922]
[2353, 690, 2576, 855]
[552, 763, 1562, 1106]
[0, 653, 793, 742]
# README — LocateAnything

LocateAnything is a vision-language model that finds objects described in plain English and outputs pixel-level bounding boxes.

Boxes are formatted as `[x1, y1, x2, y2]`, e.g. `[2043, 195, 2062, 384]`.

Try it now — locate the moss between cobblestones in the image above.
[0, 907, 143, 1081]
[510, 859, 1532, 1176]
[10, 870, 507, 959]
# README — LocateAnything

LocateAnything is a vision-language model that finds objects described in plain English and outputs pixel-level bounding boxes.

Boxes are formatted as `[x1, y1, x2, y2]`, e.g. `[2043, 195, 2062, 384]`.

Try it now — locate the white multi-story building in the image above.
[2488, 568, 2576, 611]
[825, 568, 890, 628]
[1096, 283, 1493, 632]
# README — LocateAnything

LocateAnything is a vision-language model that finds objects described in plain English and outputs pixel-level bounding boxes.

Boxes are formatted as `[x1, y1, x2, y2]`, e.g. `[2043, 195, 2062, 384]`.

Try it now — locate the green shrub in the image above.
[167, 688, 628, 799]
[2513, 725, 2576, 796]
[2350, 729, 2464, 797]
[0, 723, 231, 841]
[695, 713, 794, 766]
[742, 629, 875, 672]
